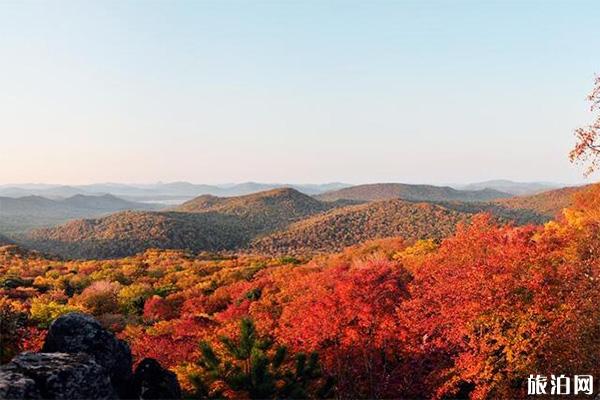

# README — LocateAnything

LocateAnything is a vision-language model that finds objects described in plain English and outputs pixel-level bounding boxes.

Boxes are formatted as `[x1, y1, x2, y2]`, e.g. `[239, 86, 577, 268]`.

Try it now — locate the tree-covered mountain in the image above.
[23, 211, 247, 259]
[251, 200, 469, 255]
[172, 188, 335, 230]
[317, 183, 512, 203]
[20, 187, 548, 260]
[22, 188, 342, 259]
[494, 184, 589, 217]
[251, 199, 545, 255]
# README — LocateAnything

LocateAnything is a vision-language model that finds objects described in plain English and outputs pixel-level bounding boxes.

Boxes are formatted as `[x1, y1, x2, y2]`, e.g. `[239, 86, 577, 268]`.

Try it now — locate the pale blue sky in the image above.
[1, 0, 599, 185]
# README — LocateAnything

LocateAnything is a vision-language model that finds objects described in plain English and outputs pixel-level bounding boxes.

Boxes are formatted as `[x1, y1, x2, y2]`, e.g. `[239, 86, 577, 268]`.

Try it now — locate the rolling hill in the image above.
[0, 194, 162, 234]
[23, 211, 247, 259]
[22, 188, 343, 259]
[250, 198, 546, 255]
[251, 199, 469, 255]
[21, 185, 568, 260]
[494, 185, 589, 217]
[173, 188, 335, 230]
[317, 183, 512, 203]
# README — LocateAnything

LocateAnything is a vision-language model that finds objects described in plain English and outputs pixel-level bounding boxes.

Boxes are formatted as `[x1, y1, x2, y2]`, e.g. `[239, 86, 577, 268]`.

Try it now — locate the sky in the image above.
[1, 0, 599, 185]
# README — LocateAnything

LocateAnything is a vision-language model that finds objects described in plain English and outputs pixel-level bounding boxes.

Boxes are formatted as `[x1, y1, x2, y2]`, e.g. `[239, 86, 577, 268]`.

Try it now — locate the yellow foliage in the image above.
[29, 297, 81, 328]
[393, 239, 438, 270]
[118, 283, 153, 314]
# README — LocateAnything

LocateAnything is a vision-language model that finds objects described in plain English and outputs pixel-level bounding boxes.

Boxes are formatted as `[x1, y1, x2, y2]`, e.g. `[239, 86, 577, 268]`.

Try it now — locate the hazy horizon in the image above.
[0, 178, 576, 188]
[2, 1, 599, 185]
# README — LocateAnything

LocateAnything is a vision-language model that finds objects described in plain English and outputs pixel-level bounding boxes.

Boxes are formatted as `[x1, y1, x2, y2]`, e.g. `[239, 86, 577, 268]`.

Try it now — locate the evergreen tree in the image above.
[190, 318, 334, 399]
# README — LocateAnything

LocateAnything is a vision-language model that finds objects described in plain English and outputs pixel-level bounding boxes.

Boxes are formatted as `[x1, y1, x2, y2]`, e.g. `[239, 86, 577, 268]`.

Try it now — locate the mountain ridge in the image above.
[317, 183, 512, 203]
[495, 184, 591, 217]
[21, 187, 544, 260]
[0, 182, 352, 200]
[21, 188, 342, 259]
[456, 179, 563, 196]
[250, 198, 548, 255]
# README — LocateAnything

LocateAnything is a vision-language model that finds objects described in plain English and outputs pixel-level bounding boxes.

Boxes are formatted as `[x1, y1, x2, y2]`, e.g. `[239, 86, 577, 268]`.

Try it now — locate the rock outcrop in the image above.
[0, 313, 182, 399]
[0, 352, 115, 399]
[42, 313, 133, 397]
[0, 369, 41, 399]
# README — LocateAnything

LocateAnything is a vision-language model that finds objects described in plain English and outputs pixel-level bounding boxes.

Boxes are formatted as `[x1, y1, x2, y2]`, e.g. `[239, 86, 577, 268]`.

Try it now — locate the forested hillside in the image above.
[252, 199, 547, 255]
[495, 185, 588, 217]
[252, 200, 469, 254]
[22, 189, 343, 259]
[173, 188, 334, 230]
[20, 187, 544, 260]
[23, 211, 248, 259]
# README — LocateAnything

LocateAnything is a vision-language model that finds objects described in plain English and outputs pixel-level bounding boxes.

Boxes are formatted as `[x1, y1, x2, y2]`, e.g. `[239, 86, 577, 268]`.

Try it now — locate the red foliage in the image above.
[21, 327, 46, 353]
[402, 214, 600, 399]
[143, 295, 177, 321]
[274, 258, 411, 398]
[123, 317, 215, 368]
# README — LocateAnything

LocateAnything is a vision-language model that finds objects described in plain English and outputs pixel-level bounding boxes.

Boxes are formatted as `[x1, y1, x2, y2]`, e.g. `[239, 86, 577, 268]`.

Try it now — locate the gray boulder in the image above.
[0, 352, 115, 399]
[0, 370, 40, 399]
[42, 312, 133, 398]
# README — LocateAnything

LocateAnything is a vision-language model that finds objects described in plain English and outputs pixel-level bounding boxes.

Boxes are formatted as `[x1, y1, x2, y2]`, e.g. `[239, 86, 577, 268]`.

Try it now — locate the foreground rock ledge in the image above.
[0, 313, 181, 400]
[0, 352, 115, 400]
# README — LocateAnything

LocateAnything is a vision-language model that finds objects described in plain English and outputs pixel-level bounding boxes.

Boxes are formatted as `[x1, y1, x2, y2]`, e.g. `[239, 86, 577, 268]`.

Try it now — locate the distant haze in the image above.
[1, 1, 599, 185]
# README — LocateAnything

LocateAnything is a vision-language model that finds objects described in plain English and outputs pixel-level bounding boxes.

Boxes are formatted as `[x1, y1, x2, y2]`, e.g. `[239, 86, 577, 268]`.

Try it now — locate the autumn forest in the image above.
[2, 2, 600, 398]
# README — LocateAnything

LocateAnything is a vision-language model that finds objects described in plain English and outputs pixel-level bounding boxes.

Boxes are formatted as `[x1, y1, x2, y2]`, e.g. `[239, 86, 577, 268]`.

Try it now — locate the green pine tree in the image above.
[189, 318, 334, 399]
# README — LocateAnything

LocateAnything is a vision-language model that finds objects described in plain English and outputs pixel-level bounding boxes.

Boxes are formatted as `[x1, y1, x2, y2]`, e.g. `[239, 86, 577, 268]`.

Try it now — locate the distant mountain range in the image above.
[453, 180, 564, 196]
[0, 194, 161, 234]
[317, 183, 512, 202]
[0, 182, 351, 202]
[0, 180, 568, 202]
[4, 180, 591, 259]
